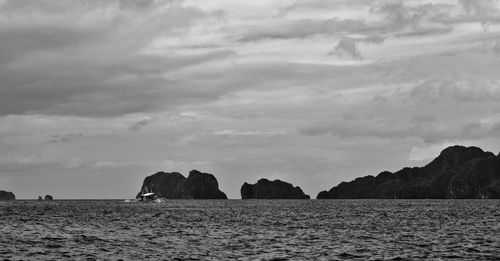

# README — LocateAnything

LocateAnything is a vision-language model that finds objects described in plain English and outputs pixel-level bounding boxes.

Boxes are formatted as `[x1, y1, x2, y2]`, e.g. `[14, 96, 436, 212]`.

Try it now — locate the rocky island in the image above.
[137, 170, 227, 199]
[241, 179, 310, 199]
[38, 195, 54, 200]
[317, 145, 500, 199]
[0, 190, 15, 200]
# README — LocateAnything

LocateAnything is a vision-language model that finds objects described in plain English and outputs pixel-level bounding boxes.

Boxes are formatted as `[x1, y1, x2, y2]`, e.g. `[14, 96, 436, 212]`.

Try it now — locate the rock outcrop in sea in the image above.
[317, 145, 500, 199]
[182, 170, 228, 199]
[0, 190, 15, 200]
[137, 170, 227, 199]
[44, 195, 54, 200]
[241, 179, 310, 199]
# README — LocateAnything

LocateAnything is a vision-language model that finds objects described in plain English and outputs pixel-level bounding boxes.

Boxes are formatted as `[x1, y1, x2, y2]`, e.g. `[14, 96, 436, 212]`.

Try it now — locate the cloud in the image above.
[461, 122, 482, 137]
[48, 133, 84, 143]
[373, 2, 424, 30]
[275, 0, 377, 17]
[371, 1, 454, 37]
[0, 156, 61, 173]
[458, 0, 500, 20]
[459, 118, 500, 139]
[437, 0, 500, 26]
[1, 0, 496, 119]
[408, 142, 457, 162]
[0, 0, 234, 117]
[410, 115, 436, 126]
[328, 38, 362, 59]
[0, 154, 93, 174]
[205, 129, 287, 137]
[409, 79, 500, 104]
[237, 18, 372, 42]
[2, 0, 500, 199]
[299, 118, 414, 139]
[0, 155, 153, 175]
[241, 1, 453, 43]
[494, 40, 500, 55]
[299, 116, 500, 144]
[128, 117, 155, 132]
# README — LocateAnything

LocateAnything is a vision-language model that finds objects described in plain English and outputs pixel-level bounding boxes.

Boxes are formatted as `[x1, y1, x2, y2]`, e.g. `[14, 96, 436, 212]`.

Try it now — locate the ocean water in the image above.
[0, 200, 499, 260]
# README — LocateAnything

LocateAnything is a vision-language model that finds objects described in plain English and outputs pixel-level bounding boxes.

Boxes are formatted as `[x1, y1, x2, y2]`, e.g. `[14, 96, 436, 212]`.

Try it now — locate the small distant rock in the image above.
[241, 179, 310, 199]
[0, 190, 15, 200]
[38, 196, 43, 200]
[44, 195, 54, 200]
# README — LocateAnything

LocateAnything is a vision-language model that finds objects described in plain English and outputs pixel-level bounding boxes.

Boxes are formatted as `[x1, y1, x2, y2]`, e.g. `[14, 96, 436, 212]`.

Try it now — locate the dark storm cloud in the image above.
[0, 25, 107, 64]
[0, 49, 234, 117]
[0, 0, 235, 117]
[0, 0, 492, 119]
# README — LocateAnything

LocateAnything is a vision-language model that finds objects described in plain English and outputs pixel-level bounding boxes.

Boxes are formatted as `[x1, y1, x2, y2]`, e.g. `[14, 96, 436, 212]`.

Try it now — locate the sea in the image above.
[0, 199, 499, 260]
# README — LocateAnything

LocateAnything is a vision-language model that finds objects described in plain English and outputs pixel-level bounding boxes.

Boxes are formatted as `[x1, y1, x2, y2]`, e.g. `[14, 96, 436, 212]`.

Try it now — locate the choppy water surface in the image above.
[0, 200, 499, 260]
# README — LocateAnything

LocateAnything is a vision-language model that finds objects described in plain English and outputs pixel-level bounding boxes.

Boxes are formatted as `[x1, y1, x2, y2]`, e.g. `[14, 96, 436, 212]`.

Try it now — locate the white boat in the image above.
[138, 192, 161, 203]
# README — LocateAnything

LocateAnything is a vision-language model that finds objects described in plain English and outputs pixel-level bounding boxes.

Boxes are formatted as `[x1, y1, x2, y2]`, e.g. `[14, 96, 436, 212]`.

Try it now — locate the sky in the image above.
[1, 0, 500, 199]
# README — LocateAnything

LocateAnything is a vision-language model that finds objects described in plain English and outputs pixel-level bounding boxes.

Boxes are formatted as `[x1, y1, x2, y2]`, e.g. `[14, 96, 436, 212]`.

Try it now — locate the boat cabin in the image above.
[138, 192, 157, 202]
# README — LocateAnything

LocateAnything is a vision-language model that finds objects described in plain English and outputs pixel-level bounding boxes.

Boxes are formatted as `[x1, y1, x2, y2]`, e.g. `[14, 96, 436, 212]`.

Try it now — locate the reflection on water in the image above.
[0, 200, 499, 260]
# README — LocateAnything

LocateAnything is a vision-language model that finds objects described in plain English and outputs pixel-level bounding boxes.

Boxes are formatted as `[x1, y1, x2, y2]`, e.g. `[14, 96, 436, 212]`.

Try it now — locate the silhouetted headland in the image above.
[0, 190, 15, 200]
[241, 179, 310, 199]
[138, 169, 227, 199]
[317, 145, 500, 199]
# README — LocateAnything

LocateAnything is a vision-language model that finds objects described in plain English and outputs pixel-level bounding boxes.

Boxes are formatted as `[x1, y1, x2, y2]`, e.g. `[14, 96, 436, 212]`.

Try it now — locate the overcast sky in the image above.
[1, 0, 500, 199]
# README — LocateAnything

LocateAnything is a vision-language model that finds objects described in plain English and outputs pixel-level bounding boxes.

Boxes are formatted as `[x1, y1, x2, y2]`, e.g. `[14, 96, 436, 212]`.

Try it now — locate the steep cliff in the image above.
[241, 179, 310, 199]
[182, 170, 227, 199]
[137, 170, 227, 199]
[317, 146, 500, 199]
[138, 172, 186, 199]
[0, 190, 15, 200]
